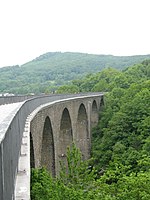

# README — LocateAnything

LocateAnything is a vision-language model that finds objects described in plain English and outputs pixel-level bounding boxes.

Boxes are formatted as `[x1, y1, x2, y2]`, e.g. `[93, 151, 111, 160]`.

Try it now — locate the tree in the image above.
[56, 85, 79, 94]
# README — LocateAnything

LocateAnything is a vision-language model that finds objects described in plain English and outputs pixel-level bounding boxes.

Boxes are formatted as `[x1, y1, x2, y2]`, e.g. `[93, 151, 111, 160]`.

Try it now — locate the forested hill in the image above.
[0, 52, 150, 94]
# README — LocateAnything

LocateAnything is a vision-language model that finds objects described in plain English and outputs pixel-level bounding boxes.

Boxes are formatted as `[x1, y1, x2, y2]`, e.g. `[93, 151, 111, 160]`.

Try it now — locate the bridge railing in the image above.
[0, 93, 103, 200]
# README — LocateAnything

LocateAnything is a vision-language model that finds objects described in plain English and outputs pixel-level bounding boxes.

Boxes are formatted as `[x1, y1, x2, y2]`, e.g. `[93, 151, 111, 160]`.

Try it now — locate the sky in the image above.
[0, 0, 150, 68]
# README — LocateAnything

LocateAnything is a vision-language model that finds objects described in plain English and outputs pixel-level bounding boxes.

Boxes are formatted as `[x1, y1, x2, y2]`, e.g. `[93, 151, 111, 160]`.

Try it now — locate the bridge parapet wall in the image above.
[0, 95, 34, 105]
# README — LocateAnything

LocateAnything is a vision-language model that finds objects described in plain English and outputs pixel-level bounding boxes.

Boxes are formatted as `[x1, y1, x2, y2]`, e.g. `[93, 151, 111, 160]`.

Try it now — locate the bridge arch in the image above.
[58, 108, 73, 159]
[41, 116, 55, 176]
[91, 100, 99, 128]
[76, 103, 89, 159]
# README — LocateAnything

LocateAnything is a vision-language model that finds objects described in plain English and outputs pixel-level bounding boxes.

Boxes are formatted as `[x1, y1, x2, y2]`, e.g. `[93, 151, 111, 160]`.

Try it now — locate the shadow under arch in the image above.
[77, 103, 89, 159]
[41, 116, 55, 176]
[30, 132, 35, 168]
[59, 108, 73, 159]
[100, 96, 104, 109]
[91, 100, 99, 128]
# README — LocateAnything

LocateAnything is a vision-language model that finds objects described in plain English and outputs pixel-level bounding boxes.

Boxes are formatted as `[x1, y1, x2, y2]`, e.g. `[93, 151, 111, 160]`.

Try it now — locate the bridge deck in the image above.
[0, 102, 24, 141]
[0, 102, 23, 124]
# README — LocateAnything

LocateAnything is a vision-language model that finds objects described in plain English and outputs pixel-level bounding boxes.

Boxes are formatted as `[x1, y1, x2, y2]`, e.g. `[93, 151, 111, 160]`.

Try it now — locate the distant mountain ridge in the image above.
[0, 52, 150, 94]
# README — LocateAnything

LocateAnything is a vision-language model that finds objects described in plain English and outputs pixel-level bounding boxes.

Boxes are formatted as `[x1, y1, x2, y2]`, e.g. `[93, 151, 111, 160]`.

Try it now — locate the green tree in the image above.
[56, 85, 79, 94]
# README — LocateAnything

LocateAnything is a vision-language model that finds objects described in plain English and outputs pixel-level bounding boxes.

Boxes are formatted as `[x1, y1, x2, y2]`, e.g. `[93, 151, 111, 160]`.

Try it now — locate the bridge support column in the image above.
[87, 100, 92, 158]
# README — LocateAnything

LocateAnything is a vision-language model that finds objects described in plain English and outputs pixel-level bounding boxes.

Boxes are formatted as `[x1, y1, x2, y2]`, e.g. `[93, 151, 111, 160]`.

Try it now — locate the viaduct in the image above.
[0, 93, 104, 200]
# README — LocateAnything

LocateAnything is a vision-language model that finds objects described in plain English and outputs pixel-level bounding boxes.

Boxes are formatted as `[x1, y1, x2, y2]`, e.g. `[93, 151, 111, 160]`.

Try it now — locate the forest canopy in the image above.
[31, 60, 150, 199]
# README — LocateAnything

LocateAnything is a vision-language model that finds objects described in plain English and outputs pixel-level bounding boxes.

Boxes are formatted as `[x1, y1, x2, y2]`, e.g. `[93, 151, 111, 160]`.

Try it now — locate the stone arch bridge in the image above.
[0, 93, 104, 200]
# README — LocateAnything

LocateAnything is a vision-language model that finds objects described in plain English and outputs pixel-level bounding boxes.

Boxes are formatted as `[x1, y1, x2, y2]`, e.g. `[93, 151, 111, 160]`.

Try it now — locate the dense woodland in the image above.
[31, 60, 150, 199]
[0, 52, 150, 94]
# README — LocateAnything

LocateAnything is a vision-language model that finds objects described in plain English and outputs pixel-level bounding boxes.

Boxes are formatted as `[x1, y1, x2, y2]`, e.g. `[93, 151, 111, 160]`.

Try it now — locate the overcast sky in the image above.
[0, 0, 150, 67]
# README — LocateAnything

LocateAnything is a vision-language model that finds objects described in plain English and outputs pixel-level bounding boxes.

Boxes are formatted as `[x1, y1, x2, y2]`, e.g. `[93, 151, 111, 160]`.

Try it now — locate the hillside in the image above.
[0, 52, 150, 94]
